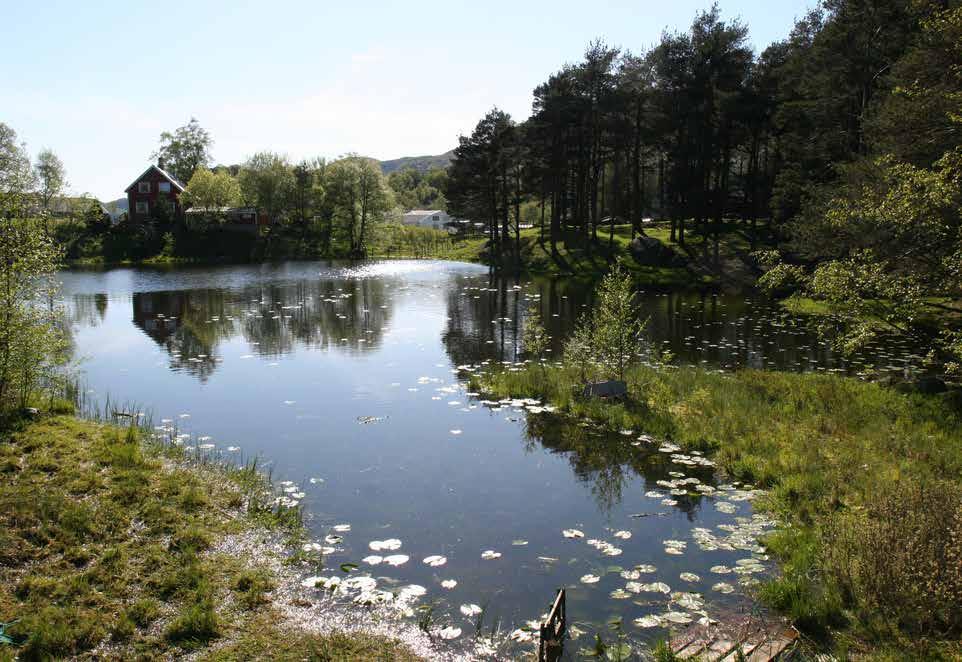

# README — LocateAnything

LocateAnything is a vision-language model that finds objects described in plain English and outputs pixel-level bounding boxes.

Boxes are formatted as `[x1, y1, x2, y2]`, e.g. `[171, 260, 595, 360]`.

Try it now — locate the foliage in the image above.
[154, 117, 213, 184]
[589, 262, 646, 380]
[323, 155, 394, 257]
[33, 148, 66, 212]
[521, 304, 549, 363]
[238, 152, 294, 223]
[822, 479, 962, 639]
[387, 167, 447, 211]
[0, 122, 36, 218]
[0, 218, 67, 414]
[181, 168, 242, 226]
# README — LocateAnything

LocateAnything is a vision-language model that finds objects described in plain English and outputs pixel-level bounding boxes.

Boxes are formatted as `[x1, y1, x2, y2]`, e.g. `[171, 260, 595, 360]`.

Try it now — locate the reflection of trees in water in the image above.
[520, 412, 712, 518]
[441, 270, 864, 376]
[130, 278, 393, 381]
[68, 293, 109, 327]
[242, 279, 391, 358]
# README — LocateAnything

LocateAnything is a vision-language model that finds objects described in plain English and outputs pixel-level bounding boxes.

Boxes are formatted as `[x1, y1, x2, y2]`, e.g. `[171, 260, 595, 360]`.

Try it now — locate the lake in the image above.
[58, 260, 923, 657]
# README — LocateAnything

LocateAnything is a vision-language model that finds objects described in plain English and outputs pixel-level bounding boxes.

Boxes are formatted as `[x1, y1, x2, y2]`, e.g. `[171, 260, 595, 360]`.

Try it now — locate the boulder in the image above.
[582, 380, 628, 400]
[629, 236, 684, 267]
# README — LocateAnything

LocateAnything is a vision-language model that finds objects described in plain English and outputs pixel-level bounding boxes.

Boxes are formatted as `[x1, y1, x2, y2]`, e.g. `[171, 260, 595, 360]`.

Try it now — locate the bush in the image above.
[821, 479, 962, 637]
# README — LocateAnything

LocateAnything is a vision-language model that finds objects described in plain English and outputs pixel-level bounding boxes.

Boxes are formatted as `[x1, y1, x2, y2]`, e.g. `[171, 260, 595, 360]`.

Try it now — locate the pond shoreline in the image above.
[0, 413, 433, 660]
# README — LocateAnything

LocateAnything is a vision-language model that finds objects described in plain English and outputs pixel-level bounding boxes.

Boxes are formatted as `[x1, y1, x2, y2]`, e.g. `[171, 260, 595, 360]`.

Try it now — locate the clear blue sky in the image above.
[1, 0, 814, 200]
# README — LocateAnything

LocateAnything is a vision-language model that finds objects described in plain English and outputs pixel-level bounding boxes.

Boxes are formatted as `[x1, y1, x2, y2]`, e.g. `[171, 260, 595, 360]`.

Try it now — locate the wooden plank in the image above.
[719, 640, 762, 662]
[706, 638, 738, 660]
[744, 635, 794, 662]
[676, 638, 711, 659]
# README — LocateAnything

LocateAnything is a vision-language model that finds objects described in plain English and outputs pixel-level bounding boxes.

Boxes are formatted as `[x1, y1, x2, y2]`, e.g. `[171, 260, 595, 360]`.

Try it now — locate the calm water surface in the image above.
[58, 260, 922, 657]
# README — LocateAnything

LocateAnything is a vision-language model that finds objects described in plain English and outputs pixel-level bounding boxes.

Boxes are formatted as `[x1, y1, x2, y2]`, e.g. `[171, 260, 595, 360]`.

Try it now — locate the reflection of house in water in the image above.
[132, 292, 180, 345]
[131, 291, 222, 382]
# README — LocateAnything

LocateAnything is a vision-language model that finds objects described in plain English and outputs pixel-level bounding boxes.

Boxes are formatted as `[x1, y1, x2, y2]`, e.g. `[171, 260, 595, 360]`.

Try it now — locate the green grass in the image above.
[469, 362, 962, 658]
[0, 414, 420, 660]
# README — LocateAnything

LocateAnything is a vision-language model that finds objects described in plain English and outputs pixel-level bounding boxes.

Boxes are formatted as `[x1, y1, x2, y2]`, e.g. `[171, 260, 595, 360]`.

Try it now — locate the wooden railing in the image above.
[538, 588, 566, 662]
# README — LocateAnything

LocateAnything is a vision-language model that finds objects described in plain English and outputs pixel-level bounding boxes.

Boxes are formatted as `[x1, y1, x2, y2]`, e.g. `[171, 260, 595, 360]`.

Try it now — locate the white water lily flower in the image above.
[580, 574, 601, 584]
[680, 572, 701, 583]
[481, 550, 501, 560]
[449, 429, 462, 435]
[423, 555, 447, 567]
[362, 555, 383, 565]
[440, 579, 458, 589]
[562, 529, 584, 538]
[613, 530, 631, 539]
[634, 615, 664, 628]
[438, 626, 461, 640]
[620, 570, 641, 580]
[460, 603, 483, 616]
[384, 554, 409, 567]
[332, 524, 351, 532]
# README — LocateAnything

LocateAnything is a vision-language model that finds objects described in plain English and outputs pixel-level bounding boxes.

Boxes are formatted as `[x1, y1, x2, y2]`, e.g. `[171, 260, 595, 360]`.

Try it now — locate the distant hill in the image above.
[379, 150, 454, 174]
[104, 198, 128, 214]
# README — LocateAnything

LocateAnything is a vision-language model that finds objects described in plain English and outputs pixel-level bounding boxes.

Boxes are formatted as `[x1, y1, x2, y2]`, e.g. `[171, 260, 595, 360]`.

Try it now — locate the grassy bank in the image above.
[0, 413, 420, 661]
[469, 363, 962, 659]
[56, 215, 769, 291]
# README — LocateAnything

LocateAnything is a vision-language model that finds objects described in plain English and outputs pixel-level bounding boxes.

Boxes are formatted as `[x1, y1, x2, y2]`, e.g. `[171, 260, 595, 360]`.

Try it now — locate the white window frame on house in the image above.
[138, 181, 150, 193]
[135, 201, 149, 215]
[158, 181, 171, 193]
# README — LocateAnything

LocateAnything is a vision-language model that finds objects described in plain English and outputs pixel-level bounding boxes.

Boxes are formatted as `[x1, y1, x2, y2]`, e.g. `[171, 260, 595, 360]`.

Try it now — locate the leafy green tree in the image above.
[154, 118, 213, 183]
[522, 305, 549, 366]
[323, 155, 394, 257]
[182, 168, 241, 226]
[34, 148, 66, 212]
[238, 152, 294, 225]
[0, 218, 67, 412]
[591, 262, 646, 381]
[0, 123, 36, 218]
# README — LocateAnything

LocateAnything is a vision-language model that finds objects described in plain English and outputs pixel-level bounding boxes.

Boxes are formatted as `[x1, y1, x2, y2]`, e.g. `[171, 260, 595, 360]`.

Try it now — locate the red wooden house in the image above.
[125, 164, 185, 223]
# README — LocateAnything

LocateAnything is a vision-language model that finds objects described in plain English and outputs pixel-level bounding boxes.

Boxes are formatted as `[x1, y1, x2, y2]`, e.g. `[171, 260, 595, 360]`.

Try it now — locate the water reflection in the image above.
[124, 279, 395, 381]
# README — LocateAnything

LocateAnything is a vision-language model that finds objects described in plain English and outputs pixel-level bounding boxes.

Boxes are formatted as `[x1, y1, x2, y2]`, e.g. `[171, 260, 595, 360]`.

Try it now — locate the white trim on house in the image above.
[124, 164, 186, 193]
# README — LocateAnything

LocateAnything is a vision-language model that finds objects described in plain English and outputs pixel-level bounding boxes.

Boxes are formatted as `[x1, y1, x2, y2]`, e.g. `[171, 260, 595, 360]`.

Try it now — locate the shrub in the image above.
[821, 479, 962, 637]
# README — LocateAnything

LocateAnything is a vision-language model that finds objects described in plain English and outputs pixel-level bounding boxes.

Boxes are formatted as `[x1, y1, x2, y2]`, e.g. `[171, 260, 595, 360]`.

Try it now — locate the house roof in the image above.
[124, 164, 186, 193]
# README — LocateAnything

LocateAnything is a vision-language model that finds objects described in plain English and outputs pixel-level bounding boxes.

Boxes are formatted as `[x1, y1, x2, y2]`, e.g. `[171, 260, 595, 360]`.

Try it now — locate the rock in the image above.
[582, 380, 628, 399]
[629, 235, 684, 267]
